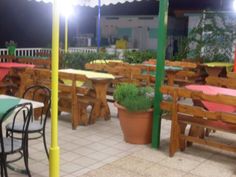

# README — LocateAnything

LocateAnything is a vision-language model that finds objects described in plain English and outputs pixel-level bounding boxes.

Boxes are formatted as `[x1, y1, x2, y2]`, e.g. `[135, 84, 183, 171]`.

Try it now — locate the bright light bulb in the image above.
[233, 0, 236, 11]
[59, 0, 74, 17]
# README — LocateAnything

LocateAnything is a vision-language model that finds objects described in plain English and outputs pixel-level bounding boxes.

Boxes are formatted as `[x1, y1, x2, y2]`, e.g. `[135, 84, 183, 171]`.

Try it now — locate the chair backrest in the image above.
[0, 103, 32, 153]
[23, 85, 51, 125]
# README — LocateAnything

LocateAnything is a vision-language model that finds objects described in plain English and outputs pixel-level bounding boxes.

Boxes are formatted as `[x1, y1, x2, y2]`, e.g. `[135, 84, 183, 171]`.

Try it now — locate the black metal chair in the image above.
[0, 102, 33, 177]
[6, 85, 51, 158]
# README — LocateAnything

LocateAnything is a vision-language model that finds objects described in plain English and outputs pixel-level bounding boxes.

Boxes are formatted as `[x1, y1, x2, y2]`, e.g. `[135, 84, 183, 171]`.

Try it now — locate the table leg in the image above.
[167, 72, 175, 86]
[91, 79, 111, 120]
[205, 67, 223, 77]
[187, 124, 205, 147]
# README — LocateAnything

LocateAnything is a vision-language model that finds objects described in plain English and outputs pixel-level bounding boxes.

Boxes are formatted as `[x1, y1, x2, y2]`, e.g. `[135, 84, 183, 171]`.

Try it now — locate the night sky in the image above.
[0, 0, 233, 48]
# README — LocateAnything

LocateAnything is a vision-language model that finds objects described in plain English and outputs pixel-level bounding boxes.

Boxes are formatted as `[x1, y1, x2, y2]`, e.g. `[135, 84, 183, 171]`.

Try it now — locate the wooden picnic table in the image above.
[0, 62, 35, 95]
[186, 84, 236, 112]
[185, 84, 236, 144]
[143, 64, 183, 86]
[201, 62, 233, 77]
[59, 69, 115, 120]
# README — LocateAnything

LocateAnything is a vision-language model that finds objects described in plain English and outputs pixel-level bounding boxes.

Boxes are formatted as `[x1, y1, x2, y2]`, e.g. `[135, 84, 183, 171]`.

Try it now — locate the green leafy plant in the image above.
[123, 50, 156, 64]
[5, 40, 17, 56]
[172, 12, 236, 62]
[5, 40, 17, 48]
[114, 83, 154, 112]
[61, 52, 116, 69]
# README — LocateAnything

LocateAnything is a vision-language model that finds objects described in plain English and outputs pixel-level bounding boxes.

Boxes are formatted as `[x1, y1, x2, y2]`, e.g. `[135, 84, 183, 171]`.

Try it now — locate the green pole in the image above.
[152, 0, 169, 148]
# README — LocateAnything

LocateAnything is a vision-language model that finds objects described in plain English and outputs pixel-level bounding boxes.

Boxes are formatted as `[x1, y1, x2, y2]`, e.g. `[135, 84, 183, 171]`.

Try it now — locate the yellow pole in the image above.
[49, 0, 60, 176]
[65, 16, 68, 53]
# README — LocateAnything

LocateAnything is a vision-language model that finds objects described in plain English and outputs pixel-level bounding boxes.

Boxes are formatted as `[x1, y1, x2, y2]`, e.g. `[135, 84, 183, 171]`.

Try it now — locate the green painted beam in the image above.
[152, 0, 169, 148]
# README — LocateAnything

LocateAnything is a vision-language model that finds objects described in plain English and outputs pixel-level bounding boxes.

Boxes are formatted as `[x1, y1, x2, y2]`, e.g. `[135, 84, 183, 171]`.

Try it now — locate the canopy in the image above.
[30, 0, 143, 7]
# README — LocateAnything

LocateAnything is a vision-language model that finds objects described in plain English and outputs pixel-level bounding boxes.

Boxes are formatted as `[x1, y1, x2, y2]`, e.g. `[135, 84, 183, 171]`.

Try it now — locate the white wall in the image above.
[100, 15, 186, 51]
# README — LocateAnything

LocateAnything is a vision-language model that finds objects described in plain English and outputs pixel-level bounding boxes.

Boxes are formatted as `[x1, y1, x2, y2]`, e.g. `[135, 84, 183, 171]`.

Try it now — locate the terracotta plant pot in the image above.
[114, 102, 153, 144]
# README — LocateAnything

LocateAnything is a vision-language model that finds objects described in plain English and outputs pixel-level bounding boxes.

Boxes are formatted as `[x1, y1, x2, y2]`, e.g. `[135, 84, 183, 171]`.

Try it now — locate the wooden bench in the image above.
[58, 72, 100, 128]
[19, 68, 100, 128]
[160, 85, 236, 157]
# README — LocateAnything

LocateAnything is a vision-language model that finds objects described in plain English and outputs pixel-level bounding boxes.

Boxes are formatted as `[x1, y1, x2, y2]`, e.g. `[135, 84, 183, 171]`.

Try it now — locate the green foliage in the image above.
[61, 52, 116, 69]
[114, 83, 154, 112]
[172, 12, 236, 62]
[121, 96, 152, 112]
[114, 84, 139, 104]
[5, 40, 17, 56]
[123, 50, 156, 64]
[170, 37, 189, 61]
[5, 40, 17, 48]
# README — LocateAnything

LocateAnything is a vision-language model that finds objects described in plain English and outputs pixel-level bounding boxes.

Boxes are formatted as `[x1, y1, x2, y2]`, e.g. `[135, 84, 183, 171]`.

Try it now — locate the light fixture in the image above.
[233, 0, 236, 11]
[59, 0, 74, 17]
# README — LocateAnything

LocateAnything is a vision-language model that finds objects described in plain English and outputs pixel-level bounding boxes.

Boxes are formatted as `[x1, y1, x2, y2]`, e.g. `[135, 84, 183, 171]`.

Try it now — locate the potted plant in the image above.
[5, 40, 17, 56]
[114, 83, 154, 144]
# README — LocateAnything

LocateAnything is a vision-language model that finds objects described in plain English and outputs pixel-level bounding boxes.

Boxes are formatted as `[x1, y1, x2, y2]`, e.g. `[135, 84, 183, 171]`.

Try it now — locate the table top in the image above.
[0, 95, 44, 118]
[60, 69, 115, 79]
[203, 62, 233, 67]
[186, 84, 236, 112]
[143, 64, 183, 71]
[0, 62, 35, 68]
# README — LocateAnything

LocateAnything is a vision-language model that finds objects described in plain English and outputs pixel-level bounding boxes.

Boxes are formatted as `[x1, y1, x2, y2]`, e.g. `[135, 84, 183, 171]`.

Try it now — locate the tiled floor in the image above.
[4, 103, 236, 177]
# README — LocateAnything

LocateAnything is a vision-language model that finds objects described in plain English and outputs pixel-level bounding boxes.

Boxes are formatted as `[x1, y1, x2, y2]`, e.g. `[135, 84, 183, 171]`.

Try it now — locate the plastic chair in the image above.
[0, 103, 33, 177]
[6, 85, 51, 158]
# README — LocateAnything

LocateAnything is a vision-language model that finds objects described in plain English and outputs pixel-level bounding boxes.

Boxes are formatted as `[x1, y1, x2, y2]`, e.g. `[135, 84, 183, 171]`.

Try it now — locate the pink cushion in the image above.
[0, 69, 10, 81]
[186, 85, 236, 112]
[0, 62, 35, 68]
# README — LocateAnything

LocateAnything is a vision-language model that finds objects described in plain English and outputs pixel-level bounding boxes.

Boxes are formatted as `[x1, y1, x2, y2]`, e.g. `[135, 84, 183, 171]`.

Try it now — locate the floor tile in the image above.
[143, 163, 186, 177]
[190, 162, 234, 177]
[4, 103, 236, 177]
[159, 155, 201, 172]
[132, 147, 168, 163]
[73, 156, 98, 167]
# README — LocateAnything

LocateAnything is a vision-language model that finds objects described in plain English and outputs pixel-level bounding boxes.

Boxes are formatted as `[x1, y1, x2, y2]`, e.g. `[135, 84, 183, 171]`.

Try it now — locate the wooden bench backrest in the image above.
[18, 58, 51, 69]
[0, 55, 16, 62]
[227, 72, 236, 79]
[85, 63, 94, 70]
[160, 85, 236, 125]
[165, 60, 197, 69]
[59, 72, 89, 94]
[206, 76, 236, 89]
[161, 85, 236, 155]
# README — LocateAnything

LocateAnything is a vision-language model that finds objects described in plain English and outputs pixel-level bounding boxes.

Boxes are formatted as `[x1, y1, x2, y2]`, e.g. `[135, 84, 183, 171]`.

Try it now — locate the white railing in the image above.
[0, 49, 8, 55]
[68, 47, 97, 53]
[15, 48, 51, 57]
[0, 47, 98, 57]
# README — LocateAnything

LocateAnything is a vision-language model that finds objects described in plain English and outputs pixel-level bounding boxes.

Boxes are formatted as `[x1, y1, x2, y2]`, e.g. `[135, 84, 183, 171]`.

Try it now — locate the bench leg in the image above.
[90, 101, 101, 124]
[78, 103, 89, 126]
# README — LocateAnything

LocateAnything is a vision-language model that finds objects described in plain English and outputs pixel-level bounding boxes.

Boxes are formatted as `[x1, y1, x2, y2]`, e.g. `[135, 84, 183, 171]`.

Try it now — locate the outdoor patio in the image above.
[4, 102, 236, 177]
